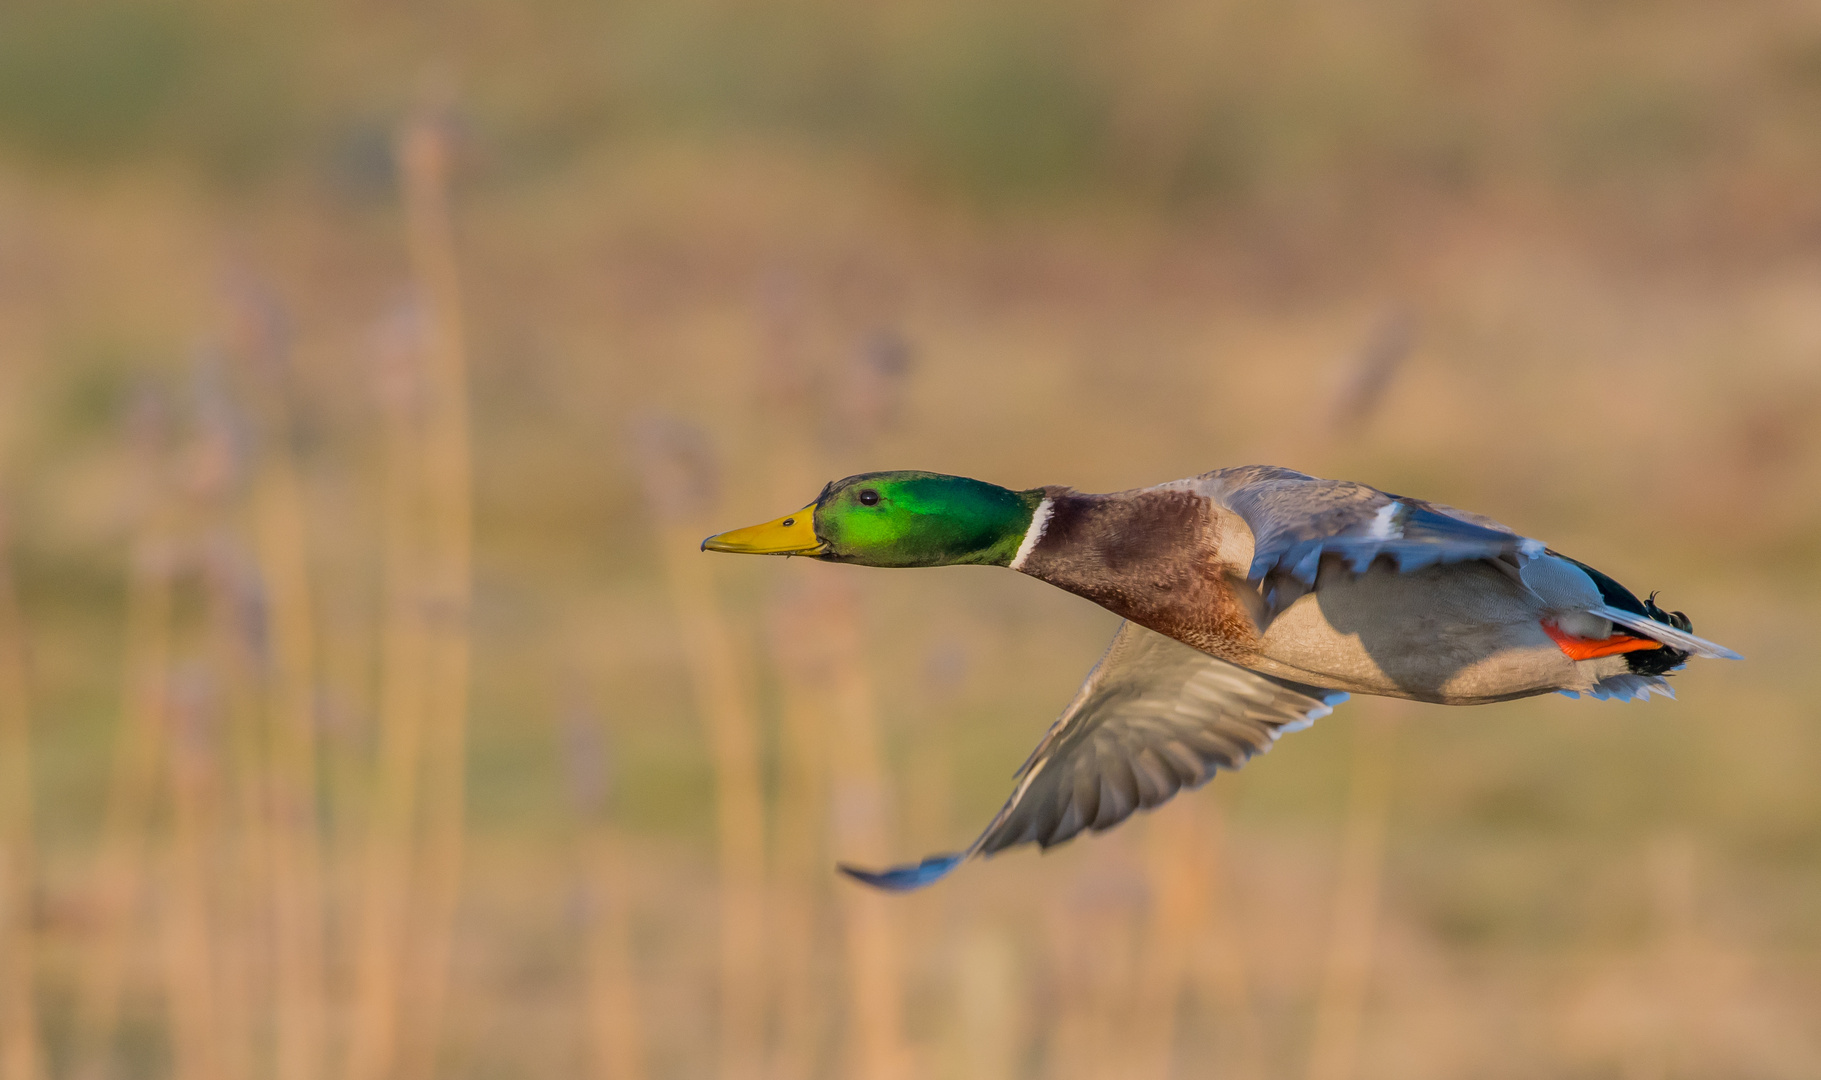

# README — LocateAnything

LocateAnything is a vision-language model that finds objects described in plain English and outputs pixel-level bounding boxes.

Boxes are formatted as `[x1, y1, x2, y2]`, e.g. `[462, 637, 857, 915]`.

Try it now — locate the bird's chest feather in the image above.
[1020, 489, 1263, 663]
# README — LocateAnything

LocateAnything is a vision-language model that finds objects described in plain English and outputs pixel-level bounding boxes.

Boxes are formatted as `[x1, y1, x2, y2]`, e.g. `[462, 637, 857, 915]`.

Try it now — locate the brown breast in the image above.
[1020, 487, 1263, 664]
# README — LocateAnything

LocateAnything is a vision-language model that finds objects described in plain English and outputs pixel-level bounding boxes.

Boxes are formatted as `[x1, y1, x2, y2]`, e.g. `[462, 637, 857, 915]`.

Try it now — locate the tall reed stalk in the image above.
[754, 315, 912, 1080]
[345, 299, 433, 1080]
[239, 295, 331, 1080]
[763, 594, 833, 1080]
[818, 584, 907, 1080]
[952, 927, 1020, 1080]
[1043, 888, 1138, 1080]
[1133, 807, 1207, 1080]
[160, 676, 224, 1080]
[1186, 804, 1265, 1080]
[563, 697, 648, 1080]
[654, 529, 767, 1080]
[1633, 833, 1702, 1080]
[0, 507, 43, 1080]
[1305, 709, 1397, 1080]
[199, 536, 274, 1080]
[582, 823, 647, 1080]
[195, 323, 280, 1080]
[754, 316, 835, 1080]
[71, 398, 176, 1080]
[636, 418, 767, 1080]
[397, 111, 475, 1080]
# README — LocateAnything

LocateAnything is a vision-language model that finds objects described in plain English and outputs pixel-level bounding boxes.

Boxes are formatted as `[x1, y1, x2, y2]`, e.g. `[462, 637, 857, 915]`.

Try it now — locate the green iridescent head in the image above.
[702, 471, 1043, 567]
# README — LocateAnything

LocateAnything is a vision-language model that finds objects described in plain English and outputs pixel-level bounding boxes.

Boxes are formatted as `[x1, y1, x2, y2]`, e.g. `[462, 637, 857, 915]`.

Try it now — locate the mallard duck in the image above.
[703, 466, 1739, 890]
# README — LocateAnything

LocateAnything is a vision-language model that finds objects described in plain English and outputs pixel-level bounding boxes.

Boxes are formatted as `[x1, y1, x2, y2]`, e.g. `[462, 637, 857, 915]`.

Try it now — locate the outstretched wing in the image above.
[840, 621, 1345, 891]
[1206, 466, 1543, 609]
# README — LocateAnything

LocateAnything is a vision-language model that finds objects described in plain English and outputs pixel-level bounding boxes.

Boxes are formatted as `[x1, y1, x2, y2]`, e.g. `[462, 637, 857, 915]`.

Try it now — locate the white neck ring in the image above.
[1008, 497, 1053, 572]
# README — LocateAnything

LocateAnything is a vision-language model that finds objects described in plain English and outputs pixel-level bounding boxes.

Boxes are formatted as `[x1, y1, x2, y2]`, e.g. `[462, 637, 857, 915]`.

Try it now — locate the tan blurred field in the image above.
[1, 2, 1819, 1078]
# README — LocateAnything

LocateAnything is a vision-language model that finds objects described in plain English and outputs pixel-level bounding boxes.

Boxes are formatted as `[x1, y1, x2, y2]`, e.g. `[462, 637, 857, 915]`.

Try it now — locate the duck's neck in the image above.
[1010, 487, 1203, 594]
[1003, 490, 1059, 572]
[911, 484, 1049, 567]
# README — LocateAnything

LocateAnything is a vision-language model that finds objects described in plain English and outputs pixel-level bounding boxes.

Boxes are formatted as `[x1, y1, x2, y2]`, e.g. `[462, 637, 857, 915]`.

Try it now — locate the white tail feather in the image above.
[1591, 604, 1742, 661]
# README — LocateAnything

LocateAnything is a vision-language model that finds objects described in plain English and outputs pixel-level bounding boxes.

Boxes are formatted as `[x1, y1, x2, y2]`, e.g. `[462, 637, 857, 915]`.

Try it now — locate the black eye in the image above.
[858, 489, 880, 506]
[781, 518, 794, 527]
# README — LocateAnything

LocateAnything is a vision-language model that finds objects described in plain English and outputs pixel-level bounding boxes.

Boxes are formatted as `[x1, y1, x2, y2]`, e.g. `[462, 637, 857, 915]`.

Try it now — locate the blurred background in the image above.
[0, 1, 1818, 1078]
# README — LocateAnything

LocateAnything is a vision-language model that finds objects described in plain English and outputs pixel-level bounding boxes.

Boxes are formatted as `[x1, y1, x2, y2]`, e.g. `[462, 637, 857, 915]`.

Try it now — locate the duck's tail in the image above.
[1562, 557, 1742, 669]
[1592, 599, 1741, 664]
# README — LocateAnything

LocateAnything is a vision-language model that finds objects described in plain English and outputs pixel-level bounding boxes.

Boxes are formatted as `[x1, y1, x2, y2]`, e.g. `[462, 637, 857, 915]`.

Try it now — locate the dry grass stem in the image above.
[0, 509, 43, 1080]
[752, 319, 914, 1080]
[818, 584, 908, 1080]
[199, 541, 272, 1080]
[1327, 310, 1415, 437]
[346, 303, 433, 1080]
[1186, 805, 1265, 1080]
[1632, 835, 1702, 1080]
[952, 928, 1020, 1080]
[583, 828, 649, 1080]
[71, 482, 177, 1080]
[160, 679, 224, 1080]
[1306, 710, 1398, 1080]
[655, 528, 768, 1080]
[241, 327, 331, 1080]
[397, 112, 476, 1080]
[1133, 807, 1224, 1080]
[754, 320, 836, 1080]
[1044, 890, 1140, 1080]
[560, 690, 649, 1080]
[765, 595, 834, 1080]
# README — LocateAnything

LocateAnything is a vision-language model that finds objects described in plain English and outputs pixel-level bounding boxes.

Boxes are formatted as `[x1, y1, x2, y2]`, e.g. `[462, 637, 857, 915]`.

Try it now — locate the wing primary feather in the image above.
[1045, 797, 1086, 848]
[1094, 767, 1136, 831]
[1129, 748, 1176, 808]
[1156, 740, 1206, 783]
[1070, 762, 1101, 832]
[838, 853, 967, 891]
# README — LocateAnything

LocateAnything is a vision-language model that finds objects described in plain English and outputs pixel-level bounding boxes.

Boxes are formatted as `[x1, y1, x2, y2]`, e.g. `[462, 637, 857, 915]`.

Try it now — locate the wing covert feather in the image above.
[1200, 466, 1543, 609]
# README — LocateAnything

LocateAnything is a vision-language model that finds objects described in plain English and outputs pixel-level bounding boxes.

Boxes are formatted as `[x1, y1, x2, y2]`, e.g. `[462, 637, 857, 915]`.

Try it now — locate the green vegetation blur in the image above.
[0, 2, 1817, 1079]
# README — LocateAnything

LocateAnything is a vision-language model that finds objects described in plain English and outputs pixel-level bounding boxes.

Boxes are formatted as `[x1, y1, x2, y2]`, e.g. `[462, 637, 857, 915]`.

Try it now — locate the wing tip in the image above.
[837, 852, 967, 892]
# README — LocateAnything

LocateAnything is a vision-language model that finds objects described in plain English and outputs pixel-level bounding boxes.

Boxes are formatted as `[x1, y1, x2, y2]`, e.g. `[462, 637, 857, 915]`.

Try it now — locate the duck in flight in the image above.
[702, 467, 1740, 890]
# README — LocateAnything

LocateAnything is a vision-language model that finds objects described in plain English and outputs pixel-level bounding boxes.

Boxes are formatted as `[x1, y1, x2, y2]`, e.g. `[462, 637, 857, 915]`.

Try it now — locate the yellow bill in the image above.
[701, 502, 824, 555]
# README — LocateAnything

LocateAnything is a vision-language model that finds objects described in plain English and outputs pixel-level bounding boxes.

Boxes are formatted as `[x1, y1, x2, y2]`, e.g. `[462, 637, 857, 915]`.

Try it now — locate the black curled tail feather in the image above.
[1644, 591, 1693, 634]
[1627, 591, 1692, 676]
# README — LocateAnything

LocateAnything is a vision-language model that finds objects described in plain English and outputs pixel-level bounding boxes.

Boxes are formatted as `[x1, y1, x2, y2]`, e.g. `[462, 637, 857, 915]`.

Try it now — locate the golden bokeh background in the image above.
[0, 2, 1817, 1078]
